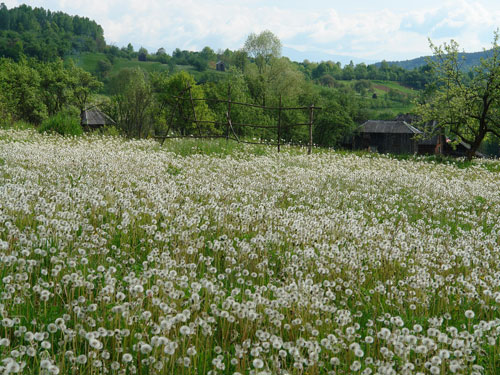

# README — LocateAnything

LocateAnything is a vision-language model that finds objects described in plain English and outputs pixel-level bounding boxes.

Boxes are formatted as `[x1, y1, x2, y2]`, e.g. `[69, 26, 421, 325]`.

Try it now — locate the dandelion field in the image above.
[1, 129, 500, 375]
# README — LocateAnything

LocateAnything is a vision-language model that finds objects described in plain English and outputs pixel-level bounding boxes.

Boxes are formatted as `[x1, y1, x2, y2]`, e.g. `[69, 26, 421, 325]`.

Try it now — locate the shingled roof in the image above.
[359, 120, 422, 134]
[81, 108, 115, 126]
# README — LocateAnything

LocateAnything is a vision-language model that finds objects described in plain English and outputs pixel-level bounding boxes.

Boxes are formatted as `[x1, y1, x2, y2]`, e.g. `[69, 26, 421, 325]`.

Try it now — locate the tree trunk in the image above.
[466, 148, 475, 161]
[466, 128, 487, 161]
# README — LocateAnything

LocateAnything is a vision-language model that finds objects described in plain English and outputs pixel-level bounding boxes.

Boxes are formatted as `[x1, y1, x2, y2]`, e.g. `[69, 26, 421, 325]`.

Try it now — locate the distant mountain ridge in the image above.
[376, 50, 493, 70]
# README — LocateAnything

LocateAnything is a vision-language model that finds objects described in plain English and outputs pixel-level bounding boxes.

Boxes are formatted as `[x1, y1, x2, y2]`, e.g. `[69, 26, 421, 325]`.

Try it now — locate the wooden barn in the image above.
[353, 120, 422, 154]
[81, 107, 115, 131]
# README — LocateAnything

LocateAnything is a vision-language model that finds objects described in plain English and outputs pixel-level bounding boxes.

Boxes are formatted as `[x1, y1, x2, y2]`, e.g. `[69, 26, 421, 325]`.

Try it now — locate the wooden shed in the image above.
[216, 61, 226, 72]
[81, 107, 115, 131]
[353, 120, 422, 154]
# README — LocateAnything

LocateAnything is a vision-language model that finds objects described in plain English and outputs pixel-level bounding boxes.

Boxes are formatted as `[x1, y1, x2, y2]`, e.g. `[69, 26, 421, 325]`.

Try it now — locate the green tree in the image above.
[96, 58, 112, 80]
[200, 46, 216, 62]
[342, 61, 355, 80]
[152, 71, 216, 136]
[138, 47, 148, 61]
[0, 3, 10, 30]
[416, 33, 500, 160]
[0, 57, 46, 123]
[37, 59, 79, 116]
[109, 68, 153, 137]
[313, 101, 354, 147]
[233, 50, 248, 72]
[354, 63, 368, 79]
[243, 30, 281, 74]
[353, 80, 372, 96]
[245, 56, 305, 107]
[67, 61, 103, 113]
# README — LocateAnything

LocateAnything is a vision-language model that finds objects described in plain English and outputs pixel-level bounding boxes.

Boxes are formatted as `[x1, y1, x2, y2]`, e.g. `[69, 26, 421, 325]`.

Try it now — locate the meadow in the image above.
[0, 129, 499, 374]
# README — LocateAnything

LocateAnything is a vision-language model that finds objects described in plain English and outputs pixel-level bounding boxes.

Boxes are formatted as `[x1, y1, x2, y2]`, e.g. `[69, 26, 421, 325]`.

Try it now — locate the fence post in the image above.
[277, 95, 282, 153]
[226, 85, 231, 142]
[308, 105, 314, 155]
[162, 98, 180, 145]
[188, 85, 201, 137]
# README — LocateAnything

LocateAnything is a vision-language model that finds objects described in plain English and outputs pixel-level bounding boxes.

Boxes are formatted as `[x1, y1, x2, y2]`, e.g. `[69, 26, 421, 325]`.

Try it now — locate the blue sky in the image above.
[8, 0, 500, 64]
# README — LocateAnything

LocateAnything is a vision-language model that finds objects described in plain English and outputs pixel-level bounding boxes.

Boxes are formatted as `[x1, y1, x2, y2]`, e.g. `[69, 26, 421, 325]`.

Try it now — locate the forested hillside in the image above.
[0, 3, 105, 60]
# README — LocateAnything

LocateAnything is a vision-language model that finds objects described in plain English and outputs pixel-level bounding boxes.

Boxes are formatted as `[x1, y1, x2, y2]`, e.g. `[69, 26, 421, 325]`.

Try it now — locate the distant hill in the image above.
[376, 50, 493, 71]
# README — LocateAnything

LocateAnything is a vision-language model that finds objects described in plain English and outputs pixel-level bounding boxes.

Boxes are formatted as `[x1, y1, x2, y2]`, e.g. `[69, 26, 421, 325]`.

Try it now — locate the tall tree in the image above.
[37, 58, 71, 116]
[109, 68, 153, 137]
[416, 32, 500, 160]
[152, 71, 216, 136]
[67, 60, 103, 113]
[243, 30, 281, 74]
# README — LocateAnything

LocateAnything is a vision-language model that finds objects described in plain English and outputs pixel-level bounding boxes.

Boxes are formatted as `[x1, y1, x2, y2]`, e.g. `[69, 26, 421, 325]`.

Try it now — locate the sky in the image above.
[6, 0, 500, 64]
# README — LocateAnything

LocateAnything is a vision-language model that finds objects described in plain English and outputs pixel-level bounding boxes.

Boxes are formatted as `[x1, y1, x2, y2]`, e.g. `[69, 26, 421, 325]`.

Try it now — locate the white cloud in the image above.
[3, 0, 20, 7]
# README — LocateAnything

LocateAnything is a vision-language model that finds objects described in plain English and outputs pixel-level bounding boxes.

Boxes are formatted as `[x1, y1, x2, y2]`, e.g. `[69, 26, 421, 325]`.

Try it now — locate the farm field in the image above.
[0, 130, 500, 374]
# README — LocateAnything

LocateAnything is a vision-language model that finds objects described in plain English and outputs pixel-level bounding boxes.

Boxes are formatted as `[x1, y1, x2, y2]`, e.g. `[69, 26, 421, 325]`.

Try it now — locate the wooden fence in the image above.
[154, 85, 320, 154]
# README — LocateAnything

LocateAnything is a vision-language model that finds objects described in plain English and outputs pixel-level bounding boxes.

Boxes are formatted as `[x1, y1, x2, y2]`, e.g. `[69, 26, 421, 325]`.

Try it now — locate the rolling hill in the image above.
[376, 49, 493, 70]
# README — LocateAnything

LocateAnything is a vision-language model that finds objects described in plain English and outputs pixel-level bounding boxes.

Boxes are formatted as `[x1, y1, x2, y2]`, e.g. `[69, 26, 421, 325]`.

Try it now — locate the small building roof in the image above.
[81, 108, 115, 126]
[359, 120, 422, 134]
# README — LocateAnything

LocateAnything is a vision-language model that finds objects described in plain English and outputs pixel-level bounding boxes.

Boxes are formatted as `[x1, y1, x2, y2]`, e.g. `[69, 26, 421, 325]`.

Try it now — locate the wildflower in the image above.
[465, 310, 475, 319]
[252, 358, 264, 369]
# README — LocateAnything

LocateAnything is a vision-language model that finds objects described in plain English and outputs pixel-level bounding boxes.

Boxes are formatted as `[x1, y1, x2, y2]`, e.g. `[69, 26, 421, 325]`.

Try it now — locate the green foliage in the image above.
[313, 102, 355, 147]
[68, 61, 103, 112]
[96, 58, 112, 80]
[0, 4, 105, 61]
[138, 47, 148, 62]
[108, 68, 153, 137]
[152, 71, 217, 136]
[353, 79, 373, 95]
[0, 57, 102, 125]
[0, 57, 47, 123]
[38, 107, 82, 136]
[416, 32, 500, 160]
[98, 125, 121, 137]
[37, 58, 73, 116]
[0, 119, 33, 130]
[244, 30, 282, 74]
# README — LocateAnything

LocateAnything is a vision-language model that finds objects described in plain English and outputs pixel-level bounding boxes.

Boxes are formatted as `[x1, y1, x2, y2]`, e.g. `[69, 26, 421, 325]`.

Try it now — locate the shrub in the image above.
[38, 108, 83, 136]
[99, 125, 121, 137]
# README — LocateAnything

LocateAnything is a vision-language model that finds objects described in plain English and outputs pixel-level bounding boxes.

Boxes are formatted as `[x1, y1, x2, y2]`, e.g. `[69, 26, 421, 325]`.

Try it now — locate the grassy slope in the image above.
[70, 52, 227, 80]
[338, 80, 417, 117]
[70, 52, 171, 76]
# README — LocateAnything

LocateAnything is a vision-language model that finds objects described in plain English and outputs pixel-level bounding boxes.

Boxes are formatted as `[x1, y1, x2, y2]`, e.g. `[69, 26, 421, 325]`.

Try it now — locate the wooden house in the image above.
[352, 119, 483, 157]
[353, 120, 422, 154]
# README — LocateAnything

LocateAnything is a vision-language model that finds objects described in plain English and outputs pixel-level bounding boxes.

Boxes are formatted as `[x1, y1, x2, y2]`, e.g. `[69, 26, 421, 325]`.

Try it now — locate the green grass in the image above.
[159, 137, 303, 157]
[70, 52, 171, 76]
[371, 80, 417, 95]
[69, 52, 228, 81]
